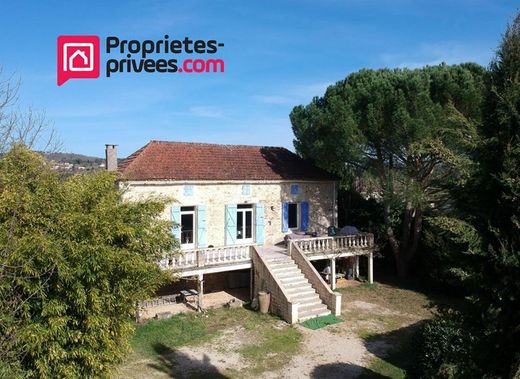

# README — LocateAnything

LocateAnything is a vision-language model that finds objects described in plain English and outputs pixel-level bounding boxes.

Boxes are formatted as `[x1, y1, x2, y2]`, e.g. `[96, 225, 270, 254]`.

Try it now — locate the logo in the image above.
[56, 35, 225, 86]
[57, 36, 100, 86]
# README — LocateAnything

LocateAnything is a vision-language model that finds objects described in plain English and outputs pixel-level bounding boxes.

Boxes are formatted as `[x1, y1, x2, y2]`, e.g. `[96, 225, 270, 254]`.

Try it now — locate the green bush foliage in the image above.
[0, 145, 177, 378]
[413, 314, 481, 378]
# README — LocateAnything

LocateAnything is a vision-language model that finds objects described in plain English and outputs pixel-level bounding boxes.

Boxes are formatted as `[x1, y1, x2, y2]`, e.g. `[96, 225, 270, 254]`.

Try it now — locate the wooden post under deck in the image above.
[368, 252, 373, 284]
[250, 267, 254, 300]
[330, 258, 336, 290]
[197, 273, 204, 311]
[354, 256, 360, 279]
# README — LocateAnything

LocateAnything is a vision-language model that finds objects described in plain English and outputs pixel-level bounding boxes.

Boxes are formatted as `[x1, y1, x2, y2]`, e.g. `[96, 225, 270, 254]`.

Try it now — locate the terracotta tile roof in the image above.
[118, 141, 337, 181]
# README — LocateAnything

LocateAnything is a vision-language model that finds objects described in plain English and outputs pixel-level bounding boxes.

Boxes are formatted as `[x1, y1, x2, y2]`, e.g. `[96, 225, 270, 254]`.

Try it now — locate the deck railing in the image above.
[159, 234, 374, 271]
[292, 233, 374, 256]
[160, 244, 252, 270]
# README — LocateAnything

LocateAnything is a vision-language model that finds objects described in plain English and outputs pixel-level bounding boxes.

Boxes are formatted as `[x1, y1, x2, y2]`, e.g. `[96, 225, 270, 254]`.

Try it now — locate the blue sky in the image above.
[1, 1, 517, 157]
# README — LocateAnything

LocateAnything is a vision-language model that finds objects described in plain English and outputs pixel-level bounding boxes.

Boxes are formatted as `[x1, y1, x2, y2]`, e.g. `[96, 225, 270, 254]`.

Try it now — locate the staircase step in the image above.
[265, 255, 292, 261]
[298, 310, 331, 322]
[281, 279, 309, 288]
[274, 269, 303, 278]
[266, 258, 292, 264]
[268, 262, 296, 270]
[298, 305, 331, 321]
[279, 276, 307, 284]
[284, 284, 316, 296]
[289, 292, 320, 303]
[285, 287, 316, 297]
[267, 257, 294, 263]
[298, 301, 326, 312]
[262, 251, 335, 323]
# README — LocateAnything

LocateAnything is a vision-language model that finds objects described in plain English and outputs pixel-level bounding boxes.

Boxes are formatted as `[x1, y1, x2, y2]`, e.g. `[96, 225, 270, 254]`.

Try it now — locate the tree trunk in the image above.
[384, 202, 424, 280]
[396, 208, 424, 280]
[396, 257, 410, 279]
[383, 203, 405, 277]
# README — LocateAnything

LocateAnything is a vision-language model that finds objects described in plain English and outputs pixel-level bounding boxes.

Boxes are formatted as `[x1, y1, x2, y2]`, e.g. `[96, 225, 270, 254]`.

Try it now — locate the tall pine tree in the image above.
[416, 13, 520, 378]
[471, 12, 520, 376]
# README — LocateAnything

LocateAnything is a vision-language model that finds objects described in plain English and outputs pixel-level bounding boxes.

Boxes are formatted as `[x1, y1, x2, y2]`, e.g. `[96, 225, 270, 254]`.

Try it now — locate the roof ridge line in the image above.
[117, 140, 339, 181]
[148, 140, 289, 150]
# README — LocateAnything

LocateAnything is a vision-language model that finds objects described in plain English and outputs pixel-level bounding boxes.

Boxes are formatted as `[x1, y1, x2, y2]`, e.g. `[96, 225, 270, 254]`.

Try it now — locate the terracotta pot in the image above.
[258, 291, 270, 314]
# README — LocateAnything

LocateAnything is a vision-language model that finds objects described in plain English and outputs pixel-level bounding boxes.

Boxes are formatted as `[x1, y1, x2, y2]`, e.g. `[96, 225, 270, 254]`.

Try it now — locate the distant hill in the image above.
[42, 152, 107, 174]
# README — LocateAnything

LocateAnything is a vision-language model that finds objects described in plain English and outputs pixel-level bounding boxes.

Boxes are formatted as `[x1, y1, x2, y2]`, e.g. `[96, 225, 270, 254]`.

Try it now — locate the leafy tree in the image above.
[291, 64, 485, 278]
[415, 13, 520, 378]
[464, 12, 520, 376]
[0, 70, 62, 377]
[0, 145, 177, 378]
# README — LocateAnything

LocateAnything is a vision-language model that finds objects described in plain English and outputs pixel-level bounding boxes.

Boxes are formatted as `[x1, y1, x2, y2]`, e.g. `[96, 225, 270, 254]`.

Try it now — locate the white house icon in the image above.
[63, 43, 94, 72]
[69, 49, 88, 68]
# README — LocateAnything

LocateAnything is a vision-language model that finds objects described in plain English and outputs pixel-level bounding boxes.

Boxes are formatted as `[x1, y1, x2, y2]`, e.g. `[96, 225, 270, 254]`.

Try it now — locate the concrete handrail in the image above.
[289, 242, 342, 316]
[293, 233, 374, 255]
[160, 244, 252, 269]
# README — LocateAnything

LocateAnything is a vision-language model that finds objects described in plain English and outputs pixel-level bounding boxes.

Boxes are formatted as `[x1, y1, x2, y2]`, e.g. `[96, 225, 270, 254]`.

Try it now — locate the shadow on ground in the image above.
[373, 273, 464, 312]
[361, 321, 424, 378]
[147, 343, 229, 379]
[310, 362, 388, 379]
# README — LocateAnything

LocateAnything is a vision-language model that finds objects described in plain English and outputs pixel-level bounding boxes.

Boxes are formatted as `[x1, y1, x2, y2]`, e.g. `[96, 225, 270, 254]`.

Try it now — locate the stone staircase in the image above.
[265, 254, 330, 321]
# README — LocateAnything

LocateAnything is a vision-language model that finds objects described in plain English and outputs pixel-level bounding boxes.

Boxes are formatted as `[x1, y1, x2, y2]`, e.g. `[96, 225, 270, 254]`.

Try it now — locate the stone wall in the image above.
[122, 180, 336, 247]
[251, 247, 297, 323]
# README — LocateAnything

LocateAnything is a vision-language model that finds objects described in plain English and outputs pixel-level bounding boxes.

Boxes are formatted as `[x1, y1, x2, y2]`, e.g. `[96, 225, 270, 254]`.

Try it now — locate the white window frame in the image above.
[180, 206, 196, 250]
[236, 204, 254, 244]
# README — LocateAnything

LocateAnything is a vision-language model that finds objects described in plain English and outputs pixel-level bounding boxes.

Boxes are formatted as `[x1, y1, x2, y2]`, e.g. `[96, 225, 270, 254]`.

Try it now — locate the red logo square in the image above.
[57, 36, 100, 86]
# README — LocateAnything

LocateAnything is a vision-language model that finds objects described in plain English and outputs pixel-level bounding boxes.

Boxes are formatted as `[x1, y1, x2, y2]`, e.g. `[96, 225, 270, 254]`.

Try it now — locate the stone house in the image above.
[108, 141, 375, 323]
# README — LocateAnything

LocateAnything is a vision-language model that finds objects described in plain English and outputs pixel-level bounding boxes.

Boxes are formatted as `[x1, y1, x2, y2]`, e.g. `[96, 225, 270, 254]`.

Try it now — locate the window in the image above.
[288, 203, 299, 229]
[225, 203, 264, 246]
[290, 184, 299, 195]
[236, 204, 253, 242]
[242, 184, 251, 196]
[184, 185, 194, 196]
[180, 206, 195, 248]
[282, 201, 309, 233]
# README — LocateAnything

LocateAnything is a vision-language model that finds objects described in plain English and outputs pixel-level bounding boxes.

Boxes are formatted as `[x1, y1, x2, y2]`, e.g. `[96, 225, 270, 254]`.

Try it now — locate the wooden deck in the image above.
[291, 234, 374, 260]
[160, 234, 374, 277]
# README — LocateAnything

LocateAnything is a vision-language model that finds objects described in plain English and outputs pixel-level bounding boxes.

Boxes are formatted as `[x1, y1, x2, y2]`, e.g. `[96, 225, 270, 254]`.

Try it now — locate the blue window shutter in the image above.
[255, 203, 265, 246]
[197, 205, 207, 248]
[291, 184, 299, 195]
[301, 201, 309, 231]
[171, 205, 181, 241]
[184, 185, 194, 196]
[242, 184, 251, 196]
[225, 204, 237, 245]
[282, 202, 289, 232]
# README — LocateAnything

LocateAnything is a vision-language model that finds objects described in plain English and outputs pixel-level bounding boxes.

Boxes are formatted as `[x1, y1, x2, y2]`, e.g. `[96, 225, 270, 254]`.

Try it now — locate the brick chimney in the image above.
[105, 144, 118, 171]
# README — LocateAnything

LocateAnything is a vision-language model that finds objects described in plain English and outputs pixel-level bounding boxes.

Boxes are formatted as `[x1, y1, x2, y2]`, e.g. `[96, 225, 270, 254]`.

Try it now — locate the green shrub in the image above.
[412, 314, 481, 378]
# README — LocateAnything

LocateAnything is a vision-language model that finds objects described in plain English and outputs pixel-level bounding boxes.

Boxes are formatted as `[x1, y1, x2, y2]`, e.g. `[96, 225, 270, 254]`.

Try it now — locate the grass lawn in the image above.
[339, 280, 447, 378]
[116, 307, 302, 378]
[116, 280, 448, 378]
